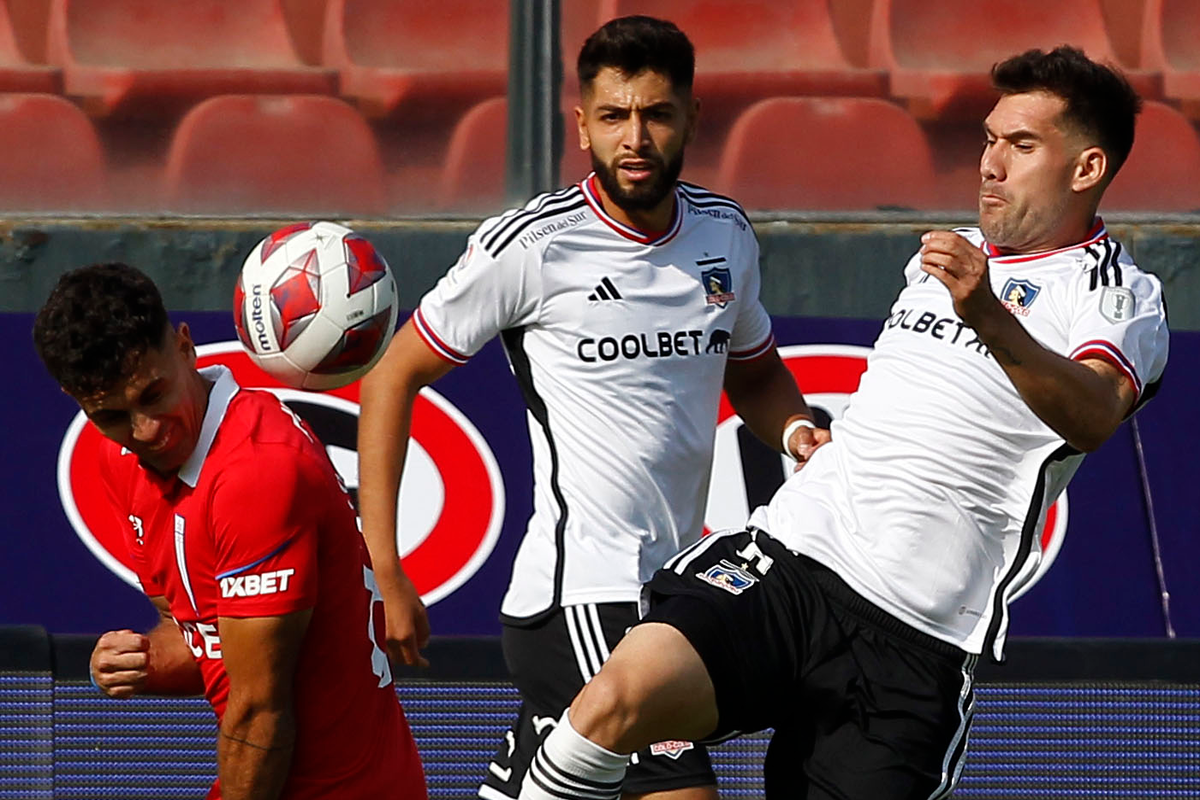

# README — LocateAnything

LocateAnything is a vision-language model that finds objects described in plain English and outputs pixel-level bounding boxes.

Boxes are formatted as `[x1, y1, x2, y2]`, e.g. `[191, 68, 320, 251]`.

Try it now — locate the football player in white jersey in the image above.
[357, 16, 822, 800]
[517, 47, 1169, 800]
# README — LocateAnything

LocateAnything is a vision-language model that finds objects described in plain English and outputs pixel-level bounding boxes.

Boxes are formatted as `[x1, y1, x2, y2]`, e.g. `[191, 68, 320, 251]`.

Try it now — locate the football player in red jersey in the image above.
[33, 263, 427, 800]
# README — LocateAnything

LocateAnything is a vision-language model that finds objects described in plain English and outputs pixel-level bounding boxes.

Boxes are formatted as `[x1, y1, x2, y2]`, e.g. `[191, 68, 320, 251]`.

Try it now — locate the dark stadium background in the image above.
[1, 0, 1198, 796]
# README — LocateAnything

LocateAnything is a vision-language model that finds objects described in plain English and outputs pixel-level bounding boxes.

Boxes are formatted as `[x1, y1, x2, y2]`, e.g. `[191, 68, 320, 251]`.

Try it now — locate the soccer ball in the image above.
[234, 221, 398, 390]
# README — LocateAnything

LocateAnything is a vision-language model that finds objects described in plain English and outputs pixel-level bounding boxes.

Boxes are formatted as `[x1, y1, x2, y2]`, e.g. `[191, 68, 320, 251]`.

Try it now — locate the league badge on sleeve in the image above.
[1000, 278, 1041, 317]
[699, 261, 735, 307]
[1100, 286, 1136, 323]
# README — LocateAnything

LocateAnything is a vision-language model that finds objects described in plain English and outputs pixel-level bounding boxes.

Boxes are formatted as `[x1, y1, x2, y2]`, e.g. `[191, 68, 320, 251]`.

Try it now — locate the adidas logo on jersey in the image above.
[587, 277, 623, 302]
[220, 568, 296, 598]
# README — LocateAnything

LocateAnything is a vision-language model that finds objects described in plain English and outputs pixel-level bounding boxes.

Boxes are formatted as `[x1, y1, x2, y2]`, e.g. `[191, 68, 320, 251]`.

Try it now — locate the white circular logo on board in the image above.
[56, 340, 504, 606]
[704, 344, 1067, 598]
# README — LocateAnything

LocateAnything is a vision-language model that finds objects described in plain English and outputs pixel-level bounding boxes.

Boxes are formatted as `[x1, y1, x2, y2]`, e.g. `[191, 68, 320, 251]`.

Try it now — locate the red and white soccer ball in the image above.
[234, 221, 398, 390]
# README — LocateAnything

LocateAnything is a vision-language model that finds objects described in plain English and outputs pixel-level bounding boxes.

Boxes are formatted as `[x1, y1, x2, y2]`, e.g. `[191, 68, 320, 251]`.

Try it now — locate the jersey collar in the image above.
[176, 365, 239, 488]
[981, 218, 1107, 264]
[580, 172, 683, 246]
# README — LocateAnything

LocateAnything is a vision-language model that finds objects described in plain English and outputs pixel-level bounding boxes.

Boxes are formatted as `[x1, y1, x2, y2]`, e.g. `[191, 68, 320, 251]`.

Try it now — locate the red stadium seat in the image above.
[870, 0, 1158, 120]
[0, 93, 107, 210]
[1104, 100, 1200, 210]
[1142, 0, 1200, 117]
[0, 1, 58, 93]
[46, 0, 336, 118]
[322, 0, 508, 119]
[715, 96, 939, 210]
[162, 95, 386, 215]
[438, 96, 507, 212]
[601, 0, 886, 111]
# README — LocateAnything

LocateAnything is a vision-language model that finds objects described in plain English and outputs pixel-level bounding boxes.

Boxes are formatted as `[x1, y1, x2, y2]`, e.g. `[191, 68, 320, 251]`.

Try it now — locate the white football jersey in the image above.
[416, 175, 775, 622]
[751, 221, 1169, 660]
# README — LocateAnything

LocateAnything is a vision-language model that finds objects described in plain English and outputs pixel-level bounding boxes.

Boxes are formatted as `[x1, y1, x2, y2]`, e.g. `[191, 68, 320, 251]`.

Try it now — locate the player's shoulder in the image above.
[214, 390, 328, 472]
[677, 181, 754, 233]
[1074, 235, 1162, 300]
[472, 183, 590, 259]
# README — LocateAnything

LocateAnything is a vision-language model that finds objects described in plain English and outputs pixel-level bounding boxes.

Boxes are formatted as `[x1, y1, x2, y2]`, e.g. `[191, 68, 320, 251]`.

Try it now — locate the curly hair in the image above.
[992, 46, 1142, 177]
[578, 16, 694, 96]
[32, 263, 171, 397]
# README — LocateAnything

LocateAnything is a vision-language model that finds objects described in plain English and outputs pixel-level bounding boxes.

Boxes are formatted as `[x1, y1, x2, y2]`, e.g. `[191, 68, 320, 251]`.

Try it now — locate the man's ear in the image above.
[1073, 145, 1108, 193]
[177, 322, 197, 367]
[575, 104, 590, 151]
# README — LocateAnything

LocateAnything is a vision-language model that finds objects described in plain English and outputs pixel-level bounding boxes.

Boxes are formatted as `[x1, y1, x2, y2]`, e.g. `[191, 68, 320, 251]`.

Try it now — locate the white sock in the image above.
[517, 710, 628, 800]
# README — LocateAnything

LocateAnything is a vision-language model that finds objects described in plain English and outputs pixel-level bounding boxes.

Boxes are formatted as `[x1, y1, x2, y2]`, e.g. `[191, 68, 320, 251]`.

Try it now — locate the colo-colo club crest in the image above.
[703, 344, 1068, 600]
[56, 341, 505, 606]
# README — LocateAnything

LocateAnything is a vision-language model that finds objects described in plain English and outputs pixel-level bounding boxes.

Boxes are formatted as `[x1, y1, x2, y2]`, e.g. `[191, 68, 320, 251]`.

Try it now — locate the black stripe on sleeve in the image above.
[490, 199, 589, 258]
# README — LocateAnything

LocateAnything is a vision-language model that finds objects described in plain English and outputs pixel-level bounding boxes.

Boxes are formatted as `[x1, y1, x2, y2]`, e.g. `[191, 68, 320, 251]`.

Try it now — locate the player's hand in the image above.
[90, 629, 150, 699]
[919, 231, 1006, 329]
[786, 425, 831, 471]
[377, 568, 431, 668]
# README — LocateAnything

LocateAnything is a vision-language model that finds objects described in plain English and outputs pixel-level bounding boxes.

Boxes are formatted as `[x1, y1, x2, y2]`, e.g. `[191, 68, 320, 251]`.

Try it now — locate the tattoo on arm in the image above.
[219, 730, 295, 752]
[992, 345, 1023, 366]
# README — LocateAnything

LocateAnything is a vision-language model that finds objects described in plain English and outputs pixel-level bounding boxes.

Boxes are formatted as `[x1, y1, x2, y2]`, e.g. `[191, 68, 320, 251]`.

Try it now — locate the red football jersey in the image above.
[99, 367, 426, 799]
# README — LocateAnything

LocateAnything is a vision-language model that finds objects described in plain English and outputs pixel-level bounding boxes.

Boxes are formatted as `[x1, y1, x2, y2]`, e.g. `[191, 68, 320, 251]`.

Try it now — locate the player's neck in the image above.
[991, 215, 1103, 256]
[591, 175, 676, 236]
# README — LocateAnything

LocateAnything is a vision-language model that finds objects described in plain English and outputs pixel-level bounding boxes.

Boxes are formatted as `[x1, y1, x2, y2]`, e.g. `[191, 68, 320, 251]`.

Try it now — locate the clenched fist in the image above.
[90, 629, 151, 699]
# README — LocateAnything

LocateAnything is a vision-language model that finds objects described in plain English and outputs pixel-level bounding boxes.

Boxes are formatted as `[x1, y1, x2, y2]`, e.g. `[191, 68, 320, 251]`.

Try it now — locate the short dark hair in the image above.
[992, 46, 1142, 177]
[578, 16, 694, 95]
[33, 262, 171, 397]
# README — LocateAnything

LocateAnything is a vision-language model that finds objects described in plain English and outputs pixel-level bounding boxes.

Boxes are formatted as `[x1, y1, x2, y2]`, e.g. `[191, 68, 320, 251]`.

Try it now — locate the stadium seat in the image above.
[437, 96, 507, 211]
[715, 96, 939, 210]
[162, 95, 386, 215]
[0, 93, 107, 210]
[46, 0, 336, 118]
[1104, 100, 1200, 210]
[1141, 0, 1200, 116]
[870, 0, 1159, 120]
[601, 0, 886, 110]
[0, 1, 58, 93]
[322, 0, 508, 119]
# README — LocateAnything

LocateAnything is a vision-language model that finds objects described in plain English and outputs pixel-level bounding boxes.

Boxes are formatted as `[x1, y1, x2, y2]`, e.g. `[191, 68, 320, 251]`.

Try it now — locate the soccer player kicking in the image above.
[33, 264, 427, 800]
[516, 47, 1169, 800]
[357, 15, 823, 800]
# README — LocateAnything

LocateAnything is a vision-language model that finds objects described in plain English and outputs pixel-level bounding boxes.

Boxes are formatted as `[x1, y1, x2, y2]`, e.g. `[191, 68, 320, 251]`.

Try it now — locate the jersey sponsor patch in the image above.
[696, 559, 758, 595]
[1000, 278, 1041, 316]
[220, 568, 296, 598]
[649, 740, 695, 759]
[1100, 286, 1136, 323]
[699, 263, 735, 307]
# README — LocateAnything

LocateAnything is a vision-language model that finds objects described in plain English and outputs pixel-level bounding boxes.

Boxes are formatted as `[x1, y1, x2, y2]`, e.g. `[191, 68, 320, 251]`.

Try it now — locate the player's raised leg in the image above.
[518, 623, 717, 800]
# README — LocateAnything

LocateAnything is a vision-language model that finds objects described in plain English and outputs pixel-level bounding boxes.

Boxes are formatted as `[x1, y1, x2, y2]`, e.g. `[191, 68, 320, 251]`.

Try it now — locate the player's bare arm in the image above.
[89, 597, 203, 699]
[216, 609, 311, 800]
[357, 319, 455, 667]
[723, 350, 829, 465]
[920, 230, 1136, 451]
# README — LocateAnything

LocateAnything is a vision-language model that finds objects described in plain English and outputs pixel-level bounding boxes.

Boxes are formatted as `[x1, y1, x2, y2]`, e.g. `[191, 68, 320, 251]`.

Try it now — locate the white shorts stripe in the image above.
[927, 653, 977, 799]
[563, 606, 594, 682]
[478, 784, 516, 800]
[669, 528, 742, 575]
[586, 604, 612, 662]
[573, 605, 604, 677]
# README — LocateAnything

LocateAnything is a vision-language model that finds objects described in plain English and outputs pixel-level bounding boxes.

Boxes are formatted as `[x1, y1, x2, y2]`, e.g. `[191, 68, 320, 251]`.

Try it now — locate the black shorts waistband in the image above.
[795, 552, 971, 662]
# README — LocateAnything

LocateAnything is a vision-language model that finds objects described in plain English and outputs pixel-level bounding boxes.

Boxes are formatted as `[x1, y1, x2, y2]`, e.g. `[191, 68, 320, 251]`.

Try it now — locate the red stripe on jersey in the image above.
[413, 307, 469, 365]
[1071, 340, 1141, 399]
[729, 333, 776, 362]
[580, 173, 683, 246]
[983, 218, 1107, 262]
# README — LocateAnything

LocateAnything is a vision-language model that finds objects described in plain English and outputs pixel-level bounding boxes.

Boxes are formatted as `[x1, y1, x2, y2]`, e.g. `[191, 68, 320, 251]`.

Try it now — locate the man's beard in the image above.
[591, 148, 685, 213]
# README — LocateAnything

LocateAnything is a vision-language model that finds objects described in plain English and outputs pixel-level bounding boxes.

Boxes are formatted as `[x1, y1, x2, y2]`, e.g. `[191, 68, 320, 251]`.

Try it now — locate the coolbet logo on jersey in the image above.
[576, 329, 732, 362]
[702, 344, 1069, 600]
[57, 341, 504, 607]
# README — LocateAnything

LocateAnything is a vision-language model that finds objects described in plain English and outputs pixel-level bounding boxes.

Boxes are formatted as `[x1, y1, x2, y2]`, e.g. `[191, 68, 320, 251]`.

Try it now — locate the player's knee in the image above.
[569, 663, 650, 754]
